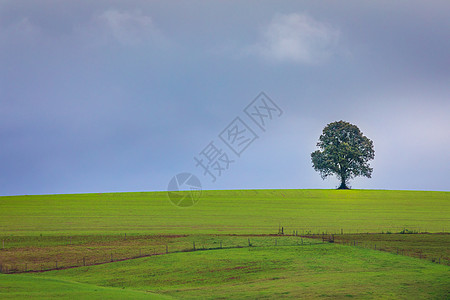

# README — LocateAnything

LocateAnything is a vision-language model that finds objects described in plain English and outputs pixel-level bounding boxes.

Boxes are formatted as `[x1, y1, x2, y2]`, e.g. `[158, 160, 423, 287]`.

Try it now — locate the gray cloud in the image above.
[247, 13, 340, 64]
[84, 9, 169, 47]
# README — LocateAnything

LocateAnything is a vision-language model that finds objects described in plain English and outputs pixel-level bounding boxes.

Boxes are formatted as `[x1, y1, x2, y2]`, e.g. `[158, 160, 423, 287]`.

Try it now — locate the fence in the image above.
[0, 235, 323, 274]
[1, 232, 448, 274]
[303, 233, 450, 266]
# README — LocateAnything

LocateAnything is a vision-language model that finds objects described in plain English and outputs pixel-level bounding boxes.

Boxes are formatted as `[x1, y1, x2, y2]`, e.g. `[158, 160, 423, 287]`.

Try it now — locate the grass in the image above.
[0, 189, 449, 235]
[0, 273, 172, 299]
[22, 244, 450, 299]
[0, 189, 449, 298]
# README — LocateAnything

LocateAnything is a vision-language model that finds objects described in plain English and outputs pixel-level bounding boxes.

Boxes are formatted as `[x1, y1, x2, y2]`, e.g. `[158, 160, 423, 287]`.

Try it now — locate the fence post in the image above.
[83, 257, 86, 266]
[139, 249, 141, 257]
[55, 261, 58, 269]
[248, 238, 251, 247]
[110, 253, 113, 262]
[193, 241, 196, 251]
[166, 244, 168, 254]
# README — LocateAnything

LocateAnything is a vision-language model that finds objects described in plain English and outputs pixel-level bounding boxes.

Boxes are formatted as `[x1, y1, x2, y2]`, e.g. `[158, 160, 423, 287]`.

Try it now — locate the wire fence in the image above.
[303, 233, 450, 266]
[0, 235, 323, 274]
[1, 232, 448, 274]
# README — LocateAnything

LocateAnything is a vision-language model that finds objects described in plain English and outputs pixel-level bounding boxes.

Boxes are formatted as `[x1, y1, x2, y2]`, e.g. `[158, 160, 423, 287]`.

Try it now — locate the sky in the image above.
[1, 0, 449, 196]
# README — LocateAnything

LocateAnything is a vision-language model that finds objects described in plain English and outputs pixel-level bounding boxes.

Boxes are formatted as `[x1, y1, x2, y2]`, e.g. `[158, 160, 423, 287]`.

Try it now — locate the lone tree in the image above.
[311, 120, 374, 189]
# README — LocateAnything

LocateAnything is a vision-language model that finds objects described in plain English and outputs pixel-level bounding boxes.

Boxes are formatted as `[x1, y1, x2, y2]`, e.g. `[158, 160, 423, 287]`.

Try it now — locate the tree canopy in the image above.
[311, 120, 375, 189]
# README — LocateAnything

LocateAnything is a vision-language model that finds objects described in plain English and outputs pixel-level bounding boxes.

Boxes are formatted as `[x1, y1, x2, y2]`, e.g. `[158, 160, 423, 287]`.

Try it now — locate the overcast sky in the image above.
[1, 0, 449, 196]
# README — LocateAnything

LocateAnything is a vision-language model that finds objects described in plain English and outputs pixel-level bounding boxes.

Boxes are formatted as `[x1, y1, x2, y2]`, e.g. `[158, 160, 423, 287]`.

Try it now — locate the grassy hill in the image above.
[0, 273, 172, 299]
[16, 244, 450, 299]
[0, 189, 449, 299]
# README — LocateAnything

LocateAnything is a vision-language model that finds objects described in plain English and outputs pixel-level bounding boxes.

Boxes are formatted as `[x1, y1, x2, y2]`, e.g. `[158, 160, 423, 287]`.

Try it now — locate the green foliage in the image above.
[311, 120, 375, 189]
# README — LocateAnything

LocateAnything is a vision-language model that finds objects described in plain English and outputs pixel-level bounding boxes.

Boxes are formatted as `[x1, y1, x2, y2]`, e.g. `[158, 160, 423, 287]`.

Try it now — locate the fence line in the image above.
[0, 236, 325, 274]
[0, 233, 448, 274]
[302, 233, 449, 267]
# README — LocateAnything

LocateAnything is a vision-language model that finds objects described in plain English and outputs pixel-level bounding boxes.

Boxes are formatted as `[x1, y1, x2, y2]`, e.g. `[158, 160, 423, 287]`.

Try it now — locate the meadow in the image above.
[2, 243, 450, 299]
[0, 189, 448, 235]
[0, 189, 449, 298]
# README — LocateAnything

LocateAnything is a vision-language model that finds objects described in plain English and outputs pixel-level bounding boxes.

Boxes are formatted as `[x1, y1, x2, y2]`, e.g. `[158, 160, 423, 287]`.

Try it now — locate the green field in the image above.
[0, 189, 448, 235]
[0, 189, 449, 299]
[5, 244, 450, 299]
[0, 273, 171, 299]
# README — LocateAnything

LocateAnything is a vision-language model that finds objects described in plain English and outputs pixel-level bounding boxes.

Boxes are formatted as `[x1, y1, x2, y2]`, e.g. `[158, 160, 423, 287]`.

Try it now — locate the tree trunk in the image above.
[338, 177, 349, 189]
